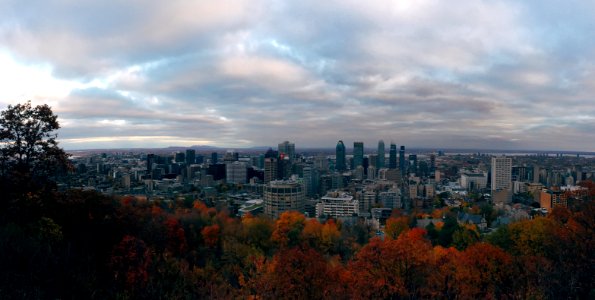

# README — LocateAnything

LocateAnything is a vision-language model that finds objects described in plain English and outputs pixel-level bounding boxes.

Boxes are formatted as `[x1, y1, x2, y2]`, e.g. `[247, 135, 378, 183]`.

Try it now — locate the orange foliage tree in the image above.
[346, 228, 432, 299]
[271, 211, 305, 248]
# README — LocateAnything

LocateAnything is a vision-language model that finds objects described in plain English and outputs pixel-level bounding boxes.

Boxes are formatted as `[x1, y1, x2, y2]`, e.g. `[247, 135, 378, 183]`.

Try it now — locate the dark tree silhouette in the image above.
[0, 101, 69, 178]
[0, 101, 70, 222]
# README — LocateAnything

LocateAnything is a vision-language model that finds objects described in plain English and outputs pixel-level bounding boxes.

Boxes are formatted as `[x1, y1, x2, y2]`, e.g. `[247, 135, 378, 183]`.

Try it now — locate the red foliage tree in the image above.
[110, 235, 153, 292]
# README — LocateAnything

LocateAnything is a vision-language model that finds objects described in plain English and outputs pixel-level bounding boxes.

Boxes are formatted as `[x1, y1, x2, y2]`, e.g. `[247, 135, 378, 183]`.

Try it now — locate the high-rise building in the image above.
[491, 156, 512, 191]
[264, 180, 305, 219]
[430, 154, 436, 172]
[303, 166, 314, 197]
[226, 161, 247, 184]
[353, 142, 364, 169]
[264, 157, 278, 183]
[175, 152, 185, 163]
[147, 154, 156, 173]
[408, 154, 417, 175]
[185, 149, 196, 165]
[278, 141, 296, 161]
[389, 143, 397, 169]
[399, 146, 406, 174]
[336, 140, 346, 172]
[377, 140, 385, 169]
[367, 166, 376, 180]
[210, 152, 218, 165]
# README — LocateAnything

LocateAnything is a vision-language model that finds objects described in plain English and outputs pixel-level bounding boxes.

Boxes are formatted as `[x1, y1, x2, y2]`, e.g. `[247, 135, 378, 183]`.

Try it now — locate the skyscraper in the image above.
[353, 141, 364, 169]
[278, 141, 296, 161]
[377, 140, 385, 169]
[147, 154, 155, 173]
[185, 149, 196, 165]
[336, 140, 346, 172]
[408, 154, 417, 175]
[389, 143, 397, 169]
[210, 152, 218, 165]
[264, 157, 278, 183]
[399, 146, 406, 174]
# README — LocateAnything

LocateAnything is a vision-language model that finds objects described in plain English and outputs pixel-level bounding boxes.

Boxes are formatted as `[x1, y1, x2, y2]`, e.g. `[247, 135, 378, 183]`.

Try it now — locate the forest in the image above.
[0, 187, 593, 299]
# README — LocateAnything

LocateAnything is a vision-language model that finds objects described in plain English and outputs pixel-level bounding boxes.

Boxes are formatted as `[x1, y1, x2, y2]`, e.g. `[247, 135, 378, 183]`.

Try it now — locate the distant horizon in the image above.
[64, 143, 595, 155]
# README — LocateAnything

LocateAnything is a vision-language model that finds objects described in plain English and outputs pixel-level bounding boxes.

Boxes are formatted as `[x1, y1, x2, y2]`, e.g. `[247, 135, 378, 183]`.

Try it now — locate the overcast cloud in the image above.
[1, 0, 594, 151]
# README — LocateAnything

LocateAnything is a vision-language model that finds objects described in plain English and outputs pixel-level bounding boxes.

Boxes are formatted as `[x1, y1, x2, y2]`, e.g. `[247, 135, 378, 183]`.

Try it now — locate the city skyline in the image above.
[1, 1, 595, 151]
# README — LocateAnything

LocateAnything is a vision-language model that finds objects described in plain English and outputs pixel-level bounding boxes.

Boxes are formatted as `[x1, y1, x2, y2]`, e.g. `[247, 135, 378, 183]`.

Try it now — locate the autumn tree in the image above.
[384, 216, 410, 240]
[454, 243, 514, 298]
[247, 247, 338, 299]
[271, 211, 305, 248]
[347, 228, 433, 298]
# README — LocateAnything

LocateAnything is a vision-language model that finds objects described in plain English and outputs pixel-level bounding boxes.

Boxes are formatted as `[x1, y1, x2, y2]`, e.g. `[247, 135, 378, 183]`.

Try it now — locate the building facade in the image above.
[316, 191, 359, 218]
[263, 180, 305, 219]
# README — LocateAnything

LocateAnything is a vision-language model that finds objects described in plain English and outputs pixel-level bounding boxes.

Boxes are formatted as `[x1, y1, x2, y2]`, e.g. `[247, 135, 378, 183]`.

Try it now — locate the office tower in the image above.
[210, 152, 218, 165]
[185, 149, 196, 165]
[377, 140, 385, 169]
[399, 146, 406, 174]
[264, 157, 278, 183]
[264, 180, 305, 219]
[368, 154, 378, 168]
[314, 155, 329, 172]
[353, 142, 364, 169]
[303, 166, 313, 197]
[408, 154, 417, 175]
[175, 152, 185, 163]
[354, 165, 365, 180]
[147, 154, 155, 173]
[367, 166, 376, 180]
[336, 140, 346, 172]
[430, 154, 436, 172]
[491, 156, 512, 191]
[278, 141, 296, 161]
[389, 143, 397, 169]
[226, 161, 247, 184]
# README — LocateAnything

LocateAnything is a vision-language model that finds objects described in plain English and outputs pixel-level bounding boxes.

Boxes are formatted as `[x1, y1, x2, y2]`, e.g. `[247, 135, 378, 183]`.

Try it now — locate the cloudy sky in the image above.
[1, 0, 594, 151]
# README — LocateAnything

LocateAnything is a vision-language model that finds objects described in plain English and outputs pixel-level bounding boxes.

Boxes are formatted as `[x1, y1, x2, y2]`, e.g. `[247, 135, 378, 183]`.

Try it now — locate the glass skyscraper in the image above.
[377, 140, 385, 169]
[389, 143, 397, 169]
[336, 140, 346, 172]
[353, 142, 364, 169]
[399, 146, 406, 174]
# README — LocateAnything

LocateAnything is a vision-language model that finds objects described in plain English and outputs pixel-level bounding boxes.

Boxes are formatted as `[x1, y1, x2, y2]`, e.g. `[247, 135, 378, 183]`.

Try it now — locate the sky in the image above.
[1, 0, 594, 151]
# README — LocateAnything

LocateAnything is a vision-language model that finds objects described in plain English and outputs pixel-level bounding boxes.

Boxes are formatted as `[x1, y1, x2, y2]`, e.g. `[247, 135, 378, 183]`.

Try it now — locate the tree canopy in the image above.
[0, 101, 69, 178]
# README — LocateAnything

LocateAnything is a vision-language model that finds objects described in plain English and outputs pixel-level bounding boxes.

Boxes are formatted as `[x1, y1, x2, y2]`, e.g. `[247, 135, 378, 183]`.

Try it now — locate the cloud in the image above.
[1, 0, 595, 151]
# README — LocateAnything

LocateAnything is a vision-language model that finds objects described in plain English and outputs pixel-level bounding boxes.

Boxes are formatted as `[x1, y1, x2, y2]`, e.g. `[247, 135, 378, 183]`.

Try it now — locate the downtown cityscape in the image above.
[64, 141, 594, 224]
[2, 0, 595, 299]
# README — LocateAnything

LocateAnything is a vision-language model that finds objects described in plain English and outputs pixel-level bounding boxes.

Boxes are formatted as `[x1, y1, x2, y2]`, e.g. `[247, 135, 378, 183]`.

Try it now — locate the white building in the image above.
[316, 191, 358, 218]
[491, 156, 512, 191]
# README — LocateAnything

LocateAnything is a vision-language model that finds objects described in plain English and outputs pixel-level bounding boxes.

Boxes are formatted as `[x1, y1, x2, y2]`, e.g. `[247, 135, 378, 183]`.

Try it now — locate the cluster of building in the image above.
[62, 141, 594, 231]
